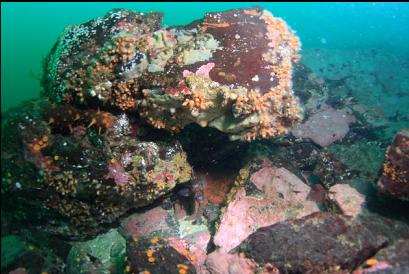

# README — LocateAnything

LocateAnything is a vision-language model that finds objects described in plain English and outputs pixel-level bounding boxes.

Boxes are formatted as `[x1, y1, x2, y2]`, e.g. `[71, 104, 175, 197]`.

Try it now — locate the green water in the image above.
[2, 2, 409, 112]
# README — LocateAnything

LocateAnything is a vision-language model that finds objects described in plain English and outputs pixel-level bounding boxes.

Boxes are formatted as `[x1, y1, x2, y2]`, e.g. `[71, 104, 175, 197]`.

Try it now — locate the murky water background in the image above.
[2, 2, 409, 111]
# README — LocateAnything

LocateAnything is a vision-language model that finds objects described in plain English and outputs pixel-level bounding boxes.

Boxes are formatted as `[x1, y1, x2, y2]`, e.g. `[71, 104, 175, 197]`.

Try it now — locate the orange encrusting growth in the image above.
[28, 135, 49, 152]
[146, 9, 302, 141]
[237, 10, 302, 141]
[243, 9, 262, 17]
[200, 22, 231, 32]
[182, 92, 208, 111]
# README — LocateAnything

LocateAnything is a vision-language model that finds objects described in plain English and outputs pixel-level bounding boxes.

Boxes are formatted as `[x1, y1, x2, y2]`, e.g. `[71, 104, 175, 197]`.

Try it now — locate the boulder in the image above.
[43, 7, 302, 141]
[213, 164, 319, 253]
[378, 129, 409, 201]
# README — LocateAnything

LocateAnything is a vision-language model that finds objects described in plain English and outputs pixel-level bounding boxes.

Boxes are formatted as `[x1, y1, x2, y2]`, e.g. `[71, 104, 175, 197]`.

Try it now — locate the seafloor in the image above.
[1, 7, 409, 274]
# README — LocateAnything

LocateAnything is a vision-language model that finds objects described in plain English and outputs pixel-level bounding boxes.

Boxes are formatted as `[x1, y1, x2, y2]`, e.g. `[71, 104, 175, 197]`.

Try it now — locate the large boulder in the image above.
[213, 161, 320, 253]
[206, 210, 409, 274]
[1, 100, 192, 240]
[229, 212, 407, 274]
[43, 7, 302, 141]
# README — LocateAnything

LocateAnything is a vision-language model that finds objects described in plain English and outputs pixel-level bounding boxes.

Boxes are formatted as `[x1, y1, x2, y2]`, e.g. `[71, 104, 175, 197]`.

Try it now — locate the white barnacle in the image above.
[251, 75, 260, 82]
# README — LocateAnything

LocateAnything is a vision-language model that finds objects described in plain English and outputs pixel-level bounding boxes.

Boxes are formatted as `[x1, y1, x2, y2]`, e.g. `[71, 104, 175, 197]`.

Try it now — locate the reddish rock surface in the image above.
[122, 207, 173, 238]
[189, 170, 235, 222]
[206, 250, 259, 274]
[200, 171, 235, 205]
[328, 184, 365, 218]
[167, 231, 211, 273]
[378, 129, 409, 201]
[213, 166, 320, 253]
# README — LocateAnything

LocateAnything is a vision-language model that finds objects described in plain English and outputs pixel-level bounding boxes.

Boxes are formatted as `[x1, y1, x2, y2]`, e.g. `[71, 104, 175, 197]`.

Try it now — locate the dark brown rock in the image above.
[1, 100, 192, 240]
[127, 237, 196, 274]
[378, 129, 409, 201]
[354, 239, 409, 274]
[235, 212, 390, 274]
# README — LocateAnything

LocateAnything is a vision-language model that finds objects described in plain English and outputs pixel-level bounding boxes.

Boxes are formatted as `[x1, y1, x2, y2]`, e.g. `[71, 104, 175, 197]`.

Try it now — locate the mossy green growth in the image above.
[66, 229, 126, 274]
[87, 127, 105, 148]
[326, 141, 385, 177]
[171, 152, 192, 183]
[1, 235, 28, 269]
[132, 155, 144, 167]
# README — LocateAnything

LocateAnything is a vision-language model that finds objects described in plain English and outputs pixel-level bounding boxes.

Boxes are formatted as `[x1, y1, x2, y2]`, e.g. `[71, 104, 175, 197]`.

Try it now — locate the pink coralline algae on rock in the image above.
[121, 205, 211, 272]
[213, 166, 319, 253]
[105, 160, 130, 186]
[206, 250, 260, 274]
[122, 207, 172, 237]
[328, 184, 365, 218]
[183, 63, 215, 78]
[292, 104, 355, 147]
[168, 231, 211, 272]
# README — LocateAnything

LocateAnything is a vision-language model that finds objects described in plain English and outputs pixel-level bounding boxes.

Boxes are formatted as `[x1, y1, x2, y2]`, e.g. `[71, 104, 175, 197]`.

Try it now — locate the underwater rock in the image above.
[66, 229, 127, 274]
[122, 207, 174, 238]
[213, 163, 319, 253]
[1, 100, 192, 239]
[8, 268, 29, 274]
[328, 184, 365, 218]
[184, 170, 235, 223]
[292, 104, 356, 147]
[121, 205, 211, 273]
[205, 250, 264, 274]
[378, 129, 409, 201]
[313, 150, 352, 188]
[355, 239, 409, 274]
[325, 141, 385, 179]
[198, 171, 234, 206]
[43, 7, 302, 141]
[233, 212, 389, 274]
[127, 237, 196, 274]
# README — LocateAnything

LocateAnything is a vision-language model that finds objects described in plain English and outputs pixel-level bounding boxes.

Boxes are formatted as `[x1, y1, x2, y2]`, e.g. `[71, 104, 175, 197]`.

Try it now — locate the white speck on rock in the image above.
[251, 75, 259, 82]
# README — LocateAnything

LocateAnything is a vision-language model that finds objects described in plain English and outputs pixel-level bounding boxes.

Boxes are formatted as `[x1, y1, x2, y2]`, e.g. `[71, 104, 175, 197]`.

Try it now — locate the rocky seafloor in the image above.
[2, 7, 409, 274]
